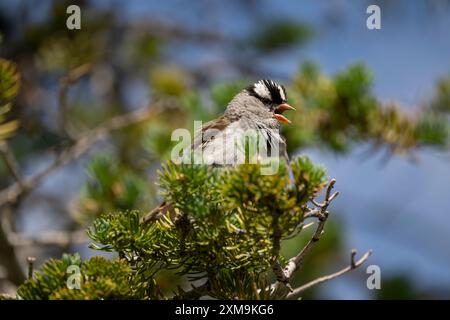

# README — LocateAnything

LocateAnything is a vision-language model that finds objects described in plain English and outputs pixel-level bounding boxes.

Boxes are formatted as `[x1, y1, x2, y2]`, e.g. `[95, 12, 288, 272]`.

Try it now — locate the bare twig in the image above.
[302, 208, 323, 220]
[286, 249, 372, 299]
[309, 199, 322, 207]
[270, 210, 291, 288]
[351, 249, 357, 268]
[26, 256, 35, 280]
[283, 179, 339, 281]
[270, 179, 339, 296]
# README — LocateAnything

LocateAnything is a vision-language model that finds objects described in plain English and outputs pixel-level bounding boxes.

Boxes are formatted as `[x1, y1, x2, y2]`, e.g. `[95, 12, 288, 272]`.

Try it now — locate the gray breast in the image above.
[195, 118, 287, 166]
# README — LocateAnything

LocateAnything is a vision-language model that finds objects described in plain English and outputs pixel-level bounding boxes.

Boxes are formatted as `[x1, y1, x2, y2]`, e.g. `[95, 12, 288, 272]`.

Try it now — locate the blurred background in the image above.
[1, 0, 450, 299]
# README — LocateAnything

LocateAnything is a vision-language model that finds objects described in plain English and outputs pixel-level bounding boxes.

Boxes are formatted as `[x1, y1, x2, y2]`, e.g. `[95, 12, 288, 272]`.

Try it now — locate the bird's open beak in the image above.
[273, 103, 296, 124]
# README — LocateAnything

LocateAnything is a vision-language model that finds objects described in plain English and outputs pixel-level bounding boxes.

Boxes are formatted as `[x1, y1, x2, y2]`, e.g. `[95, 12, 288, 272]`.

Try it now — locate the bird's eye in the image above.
[248, 79, 287, 107]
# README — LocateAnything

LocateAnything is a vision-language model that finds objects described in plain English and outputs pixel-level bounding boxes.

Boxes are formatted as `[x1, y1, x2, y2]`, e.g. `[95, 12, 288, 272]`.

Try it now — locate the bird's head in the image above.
[245, 79, 295, 124]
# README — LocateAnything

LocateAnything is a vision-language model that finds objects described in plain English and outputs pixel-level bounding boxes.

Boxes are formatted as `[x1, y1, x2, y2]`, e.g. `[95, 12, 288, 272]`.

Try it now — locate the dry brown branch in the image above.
[283, 179, 339, 280]
[302, 208, 322, 220]
[286, 249, 372, 299]
[270, 179, 342, 297]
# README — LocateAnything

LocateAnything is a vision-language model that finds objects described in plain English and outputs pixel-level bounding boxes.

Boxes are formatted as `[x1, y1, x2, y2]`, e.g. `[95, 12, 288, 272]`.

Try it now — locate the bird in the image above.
[142, 79, 295, 223]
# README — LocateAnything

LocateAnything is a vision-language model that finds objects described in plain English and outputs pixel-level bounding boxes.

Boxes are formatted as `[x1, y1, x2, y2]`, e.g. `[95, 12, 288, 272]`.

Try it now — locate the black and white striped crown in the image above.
[247, 79, 287, 104]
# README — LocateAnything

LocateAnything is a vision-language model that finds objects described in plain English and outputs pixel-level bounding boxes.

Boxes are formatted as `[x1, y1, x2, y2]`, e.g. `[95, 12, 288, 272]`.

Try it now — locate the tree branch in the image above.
[0, 99, 173, 287]
[302, 208, 322, 220]
[0, 100, 172, 207]
[270, 210, 291, 289]
[0, 207, 26, 285]
[283, 179, 339, 280]
[286, 249, 372, 299]
[270, 179, 339, 296]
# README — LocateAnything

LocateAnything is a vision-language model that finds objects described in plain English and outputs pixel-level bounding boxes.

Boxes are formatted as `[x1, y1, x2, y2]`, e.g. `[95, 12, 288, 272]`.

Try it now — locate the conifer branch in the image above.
[0, 95, 175, 288]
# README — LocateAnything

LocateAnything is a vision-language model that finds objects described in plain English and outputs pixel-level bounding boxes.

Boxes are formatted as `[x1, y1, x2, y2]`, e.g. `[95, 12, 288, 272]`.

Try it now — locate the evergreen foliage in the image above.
[0, 58, 20, 141]
[17, 254, 154, 300]
[1, 2, 449, 300]
[16, 157, 330, 299]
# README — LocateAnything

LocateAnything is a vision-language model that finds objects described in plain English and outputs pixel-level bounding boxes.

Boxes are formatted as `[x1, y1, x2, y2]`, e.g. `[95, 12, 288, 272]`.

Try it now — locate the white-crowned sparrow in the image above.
[143, 79, 295, 222]
[191, 79, 295, 165]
